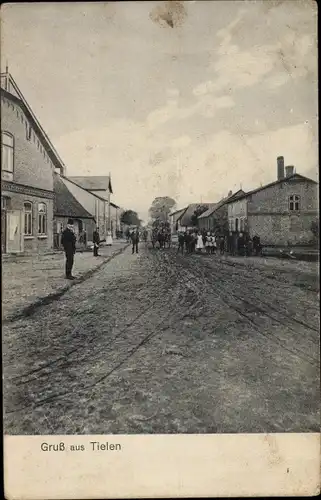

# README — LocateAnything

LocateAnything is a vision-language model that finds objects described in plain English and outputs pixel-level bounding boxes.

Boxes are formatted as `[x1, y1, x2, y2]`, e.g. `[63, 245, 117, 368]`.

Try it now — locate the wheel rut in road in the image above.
[3, 245, 320, 434]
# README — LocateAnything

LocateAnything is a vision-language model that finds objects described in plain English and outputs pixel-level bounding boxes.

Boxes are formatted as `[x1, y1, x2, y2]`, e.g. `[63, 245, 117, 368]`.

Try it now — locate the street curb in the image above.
[3, 244, 130, 324]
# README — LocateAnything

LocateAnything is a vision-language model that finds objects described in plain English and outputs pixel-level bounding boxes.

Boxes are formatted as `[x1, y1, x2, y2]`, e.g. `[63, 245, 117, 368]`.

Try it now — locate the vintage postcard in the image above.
[1, 1, 319, 498]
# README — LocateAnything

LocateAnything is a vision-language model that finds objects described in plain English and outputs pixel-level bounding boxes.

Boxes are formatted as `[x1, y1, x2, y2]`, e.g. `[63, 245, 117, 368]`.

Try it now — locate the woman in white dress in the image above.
[196, 232, 204, 252]
[106, 230, 113, 246]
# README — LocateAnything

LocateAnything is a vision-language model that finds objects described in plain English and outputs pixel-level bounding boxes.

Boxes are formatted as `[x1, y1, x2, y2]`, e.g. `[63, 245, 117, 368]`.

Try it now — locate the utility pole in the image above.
[108, 172, 111, 233]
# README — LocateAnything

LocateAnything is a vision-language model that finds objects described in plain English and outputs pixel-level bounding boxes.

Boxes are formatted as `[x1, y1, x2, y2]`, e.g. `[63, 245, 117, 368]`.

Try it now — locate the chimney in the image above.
[228, 190, 233, 197]
[277, 156, 285, 180]
[285, 165, 294, 177]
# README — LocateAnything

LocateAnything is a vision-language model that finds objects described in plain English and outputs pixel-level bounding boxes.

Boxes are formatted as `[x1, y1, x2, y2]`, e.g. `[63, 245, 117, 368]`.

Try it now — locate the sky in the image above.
[1, 0, 318, 222]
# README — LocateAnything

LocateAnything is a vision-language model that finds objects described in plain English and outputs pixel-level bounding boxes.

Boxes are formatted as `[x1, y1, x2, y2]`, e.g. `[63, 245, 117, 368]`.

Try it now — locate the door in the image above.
[6, 210, 24, 253]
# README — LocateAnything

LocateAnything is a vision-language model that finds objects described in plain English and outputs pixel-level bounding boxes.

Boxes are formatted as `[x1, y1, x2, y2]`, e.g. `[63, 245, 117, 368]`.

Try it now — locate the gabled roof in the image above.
[53, 173, 94, 219]
[198, 190, 245, 219]
[68, 176, 113, 194]
[225, 174, 318, 204]
[179, 203, 216, 227]
[1, 72, 67, 174]
[169, 207, 188, 218]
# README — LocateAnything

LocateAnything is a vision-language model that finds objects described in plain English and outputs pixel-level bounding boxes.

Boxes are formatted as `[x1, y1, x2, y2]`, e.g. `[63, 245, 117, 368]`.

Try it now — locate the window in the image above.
[38, 203, 47, 235]
[24, 202, 33, 235]
[235, 218, 239, 232]
[1, 196, 11, 210]
[289, 195, 300, 211]
[1, 132, 14, 173]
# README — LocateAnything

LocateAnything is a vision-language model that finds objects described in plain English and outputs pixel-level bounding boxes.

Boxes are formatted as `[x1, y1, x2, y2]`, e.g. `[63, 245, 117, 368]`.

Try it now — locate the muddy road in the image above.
[3, 245, 319, 434]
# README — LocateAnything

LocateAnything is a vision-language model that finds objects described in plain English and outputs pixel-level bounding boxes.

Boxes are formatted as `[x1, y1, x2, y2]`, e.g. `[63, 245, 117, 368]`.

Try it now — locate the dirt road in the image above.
[3, 245, 319, 434]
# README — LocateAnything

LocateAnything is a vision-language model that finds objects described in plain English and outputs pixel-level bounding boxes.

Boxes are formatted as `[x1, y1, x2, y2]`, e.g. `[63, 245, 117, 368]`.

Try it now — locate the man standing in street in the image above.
[177, 231, 185, 255]
[131, 227, 139, 254]
[93, 227, 100, 257]
[61, 218, 77, 280]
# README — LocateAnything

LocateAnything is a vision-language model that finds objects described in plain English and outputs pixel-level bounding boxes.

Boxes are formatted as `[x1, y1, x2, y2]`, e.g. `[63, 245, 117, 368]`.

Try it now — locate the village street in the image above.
[3, 244, 319, 435]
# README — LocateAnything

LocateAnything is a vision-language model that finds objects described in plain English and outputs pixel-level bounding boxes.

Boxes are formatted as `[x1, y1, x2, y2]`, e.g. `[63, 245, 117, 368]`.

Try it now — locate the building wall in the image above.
[170, 210, 186, 234]
[2, 188, 53, 253]
[199, 206, 229, 233]
[60, 177, 107, 237]
[1, 94, 54, 191]
[247, 178, 317, 214]
[1, 95, 55, 253]
[228, 179, 318, 245]
[228, 198, 248, 231]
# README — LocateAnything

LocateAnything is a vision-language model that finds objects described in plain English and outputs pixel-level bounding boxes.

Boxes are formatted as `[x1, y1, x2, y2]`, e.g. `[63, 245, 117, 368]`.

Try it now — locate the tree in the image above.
[120, 210, 140, 226]
[148, 196, 176, 222]
[191, 205, 209, 227]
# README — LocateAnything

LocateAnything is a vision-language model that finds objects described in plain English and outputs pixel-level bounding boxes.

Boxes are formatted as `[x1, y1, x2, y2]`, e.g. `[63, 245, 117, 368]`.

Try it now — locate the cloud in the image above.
[170, 135, 191, 149]
[146, 99, 178, 129]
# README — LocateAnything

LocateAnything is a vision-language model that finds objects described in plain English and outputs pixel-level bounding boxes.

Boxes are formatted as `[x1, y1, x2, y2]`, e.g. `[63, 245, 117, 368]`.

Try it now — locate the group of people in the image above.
[177, 231, 222, 255]
[177, 229, 262, 257]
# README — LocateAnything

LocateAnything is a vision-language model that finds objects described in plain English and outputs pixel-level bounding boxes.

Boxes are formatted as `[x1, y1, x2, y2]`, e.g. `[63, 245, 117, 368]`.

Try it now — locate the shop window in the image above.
[24, 202, 33, 235]
[1, 132, 14, 177]
[289, 195, 300, 211]
[38, 203, 47, 235]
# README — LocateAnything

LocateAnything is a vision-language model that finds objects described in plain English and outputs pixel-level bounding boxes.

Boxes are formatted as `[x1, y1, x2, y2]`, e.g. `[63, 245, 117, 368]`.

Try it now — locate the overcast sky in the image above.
[1, 1, 318, 221]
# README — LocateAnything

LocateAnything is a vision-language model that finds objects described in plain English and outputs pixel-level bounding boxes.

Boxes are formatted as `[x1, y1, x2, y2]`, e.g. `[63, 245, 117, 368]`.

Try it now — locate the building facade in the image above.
[227, 157, 318, 246]
[169, 207, 188, 235]
[1, 72, 66, 254]
[53, 173, 95, 249]
[68, 176, 114, 239]
[198, 191, 244, 233]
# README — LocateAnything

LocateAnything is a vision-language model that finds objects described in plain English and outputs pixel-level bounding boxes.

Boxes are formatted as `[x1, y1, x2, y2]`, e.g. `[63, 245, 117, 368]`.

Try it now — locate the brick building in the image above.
[226, 156, 318, 246]
[198, 190, 244, 233]
[1, 70, 66, 254]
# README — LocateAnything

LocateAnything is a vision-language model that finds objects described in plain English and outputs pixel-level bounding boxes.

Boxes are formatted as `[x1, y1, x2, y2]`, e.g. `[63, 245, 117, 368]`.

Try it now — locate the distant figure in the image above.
[191, 231, 197, 253]
[252, 235, 262, 256]
[106, 230, 113, 246]
[238, 232, 245, 256]
[177, 232, 185, 255]
[205, 232, 211, 254]
[219, 235, 225, 254]
[93, 227, 100, 257]
[196, 232, 204, 252]
[184, 232, 191, 254]
[61, 218, 76, 280]
[126, 228, 130, 242]
[131, 228, 140, 254]
[246, 237, 253, 257]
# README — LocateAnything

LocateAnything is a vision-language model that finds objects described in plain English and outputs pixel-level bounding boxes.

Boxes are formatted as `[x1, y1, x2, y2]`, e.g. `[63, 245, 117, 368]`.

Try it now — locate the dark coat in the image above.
[93, 230, 100, 245]
[131, 231, 140, 243]
[61, 228, 76, 254]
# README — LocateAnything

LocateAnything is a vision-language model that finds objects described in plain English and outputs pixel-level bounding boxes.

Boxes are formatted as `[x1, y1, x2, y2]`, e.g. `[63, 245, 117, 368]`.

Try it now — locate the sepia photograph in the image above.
[1, 0, 319, 497]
